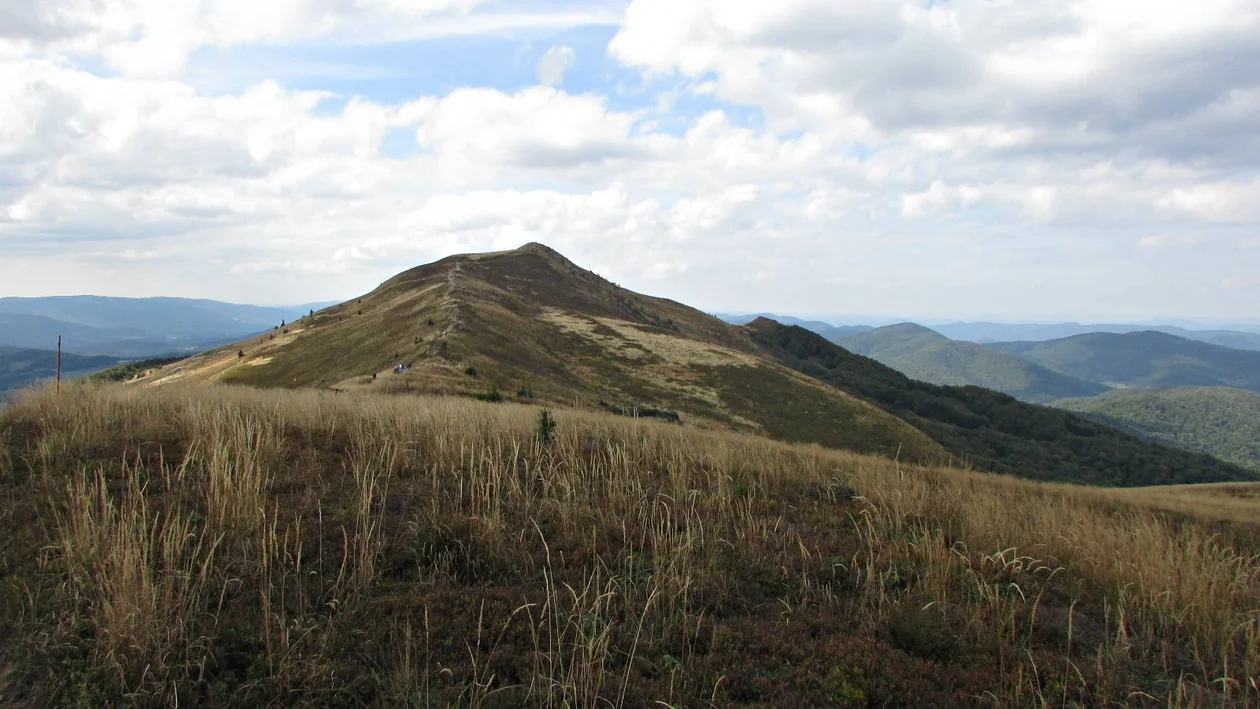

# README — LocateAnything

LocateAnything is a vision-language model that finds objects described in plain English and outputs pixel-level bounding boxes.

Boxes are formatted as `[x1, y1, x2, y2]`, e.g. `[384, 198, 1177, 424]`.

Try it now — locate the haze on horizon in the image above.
[2, 0, 1258, 322]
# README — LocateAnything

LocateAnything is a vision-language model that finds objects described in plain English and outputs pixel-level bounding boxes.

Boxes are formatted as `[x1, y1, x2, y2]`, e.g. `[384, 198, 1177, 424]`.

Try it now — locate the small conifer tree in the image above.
[536, 408, 556, 447]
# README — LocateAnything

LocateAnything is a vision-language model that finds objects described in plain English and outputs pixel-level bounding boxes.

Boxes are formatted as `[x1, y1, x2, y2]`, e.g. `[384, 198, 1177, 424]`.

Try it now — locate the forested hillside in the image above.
[838, 323, 1108, 402]
[990, 331, 1260, 390]
[748, 320, 1255, 486]
[1055, 386, 1260, 470]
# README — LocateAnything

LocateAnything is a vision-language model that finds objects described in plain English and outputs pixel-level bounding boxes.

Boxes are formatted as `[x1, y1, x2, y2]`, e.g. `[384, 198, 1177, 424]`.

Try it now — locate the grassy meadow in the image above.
[0, 383, 1257, 706]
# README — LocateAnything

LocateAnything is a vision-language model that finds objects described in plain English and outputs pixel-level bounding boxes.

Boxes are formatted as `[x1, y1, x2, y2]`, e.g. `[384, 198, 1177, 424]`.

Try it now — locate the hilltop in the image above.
[1055, 386, 1260, 470]
[141, 243, 940, 462]
[133, 244, 1253, 488]
[837, 323, 1108, 403]
[990, 330, 1260, 390]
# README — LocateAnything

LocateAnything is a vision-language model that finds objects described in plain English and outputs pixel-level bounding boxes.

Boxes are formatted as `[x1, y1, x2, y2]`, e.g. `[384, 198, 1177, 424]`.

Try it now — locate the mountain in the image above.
[1054, 387, 1260, 470]
[139, 244, 942, 462]
[989, 331, 1260, 391]
[718, 313, 873, 341]
[0, 346, 121, 395]
[0, 296, 329, 357]
[936, 322, 1260, 351]
[837, 323, 1109, 403]
[746, 320, 1253, 486]
[137, 243, 1253, 487]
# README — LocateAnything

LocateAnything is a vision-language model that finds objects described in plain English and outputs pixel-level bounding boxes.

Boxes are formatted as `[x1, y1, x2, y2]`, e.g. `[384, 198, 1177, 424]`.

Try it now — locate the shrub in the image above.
[888, 605, 955, 661]
[826, 666, 866, 707]
[536, 408, 556, 446]
[464, 366, 477, 378]
[469, 390, 503, 403]
[597, 400, 681, 423]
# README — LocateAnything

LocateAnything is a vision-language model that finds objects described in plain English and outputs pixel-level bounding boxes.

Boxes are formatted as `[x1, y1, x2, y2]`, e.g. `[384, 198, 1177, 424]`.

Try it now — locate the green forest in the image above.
[1055, 386, 1260, 471]
[749, 322, 1256, 486]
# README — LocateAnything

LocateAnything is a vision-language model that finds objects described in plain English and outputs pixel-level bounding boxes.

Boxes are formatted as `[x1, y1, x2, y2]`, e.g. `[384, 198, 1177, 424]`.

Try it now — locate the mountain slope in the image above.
[0, 346, 121, 394]
[1054, 387, 1260, 470]
[138, 244, 1255, 486]
[140, 244, 942, 462]
[746, 319, 1254, 486]
[838, 323, 1109, 402]
[990, 331, 1260, 390]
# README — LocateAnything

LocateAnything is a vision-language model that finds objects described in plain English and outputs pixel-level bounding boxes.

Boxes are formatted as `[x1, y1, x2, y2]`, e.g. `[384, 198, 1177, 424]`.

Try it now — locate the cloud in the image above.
[1, 0, 618, 77]
[537, 44, 576, 87]
[0, 0, 1258, 321]
[414, 86, 650, 173]
[610, 0, 1260, 165]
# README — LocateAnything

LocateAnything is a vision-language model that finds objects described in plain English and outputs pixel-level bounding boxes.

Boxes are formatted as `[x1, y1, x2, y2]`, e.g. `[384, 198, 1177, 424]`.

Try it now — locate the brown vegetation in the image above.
[0, 382, 1256, 706]
[124, 244, 943, 464]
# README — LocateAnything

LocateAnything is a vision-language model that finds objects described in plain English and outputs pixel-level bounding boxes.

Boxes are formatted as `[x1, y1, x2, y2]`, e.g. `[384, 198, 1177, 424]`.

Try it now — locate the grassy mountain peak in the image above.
[138, 243, 941, 462]
[130, 245, 1254, 487]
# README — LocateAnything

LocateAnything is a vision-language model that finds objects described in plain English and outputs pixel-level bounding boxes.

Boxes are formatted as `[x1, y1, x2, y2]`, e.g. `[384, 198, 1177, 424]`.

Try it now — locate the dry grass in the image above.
[0, 381, 1257, 706]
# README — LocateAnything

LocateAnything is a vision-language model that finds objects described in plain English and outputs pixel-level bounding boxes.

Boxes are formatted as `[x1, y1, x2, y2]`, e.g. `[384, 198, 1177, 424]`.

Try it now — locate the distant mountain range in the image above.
[837, 324, 1108, 403]
[1054, 387, 1260, 471]
[717, 313, 873, 341]
[934, 322, 1260, 351]
[989, 331, 1260, 392]
[820, 323, 1260, 473]
[0, 296, 331, 356]
[747, 320, 1248, 485]
[0, 296, 331, 392]
[718, 314, 1260, 352]
[0, 346, 121, 396]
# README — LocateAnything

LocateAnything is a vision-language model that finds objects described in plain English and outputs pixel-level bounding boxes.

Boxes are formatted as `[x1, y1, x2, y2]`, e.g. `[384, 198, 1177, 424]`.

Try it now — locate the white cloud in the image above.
[414, 87, 647, 174]
[1157, 182, 1260, 223]
[610, 0, 1260, 163]
[0, 0, 1258, 321]
[1, 0, 618, 77]
[537, 44, 576, 87]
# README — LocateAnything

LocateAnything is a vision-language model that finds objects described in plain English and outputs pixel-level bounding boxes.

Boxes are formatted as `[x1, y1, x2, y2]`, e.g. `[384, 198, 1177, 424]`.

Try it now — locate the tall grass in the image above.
[1, 381, 1256, 705]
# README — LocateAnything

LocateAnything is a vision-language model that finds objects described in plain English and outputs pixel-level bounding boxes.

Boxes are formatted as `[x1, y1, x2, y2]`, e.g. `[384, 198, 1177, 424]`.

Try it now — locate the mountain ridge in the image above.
[140, 244, 943, 462]
[0, 346, 121, 395]
[838, 323, 1110, 402]
[746, 319, 1253, 486]
[990, 331, 1260, 391]
[938, 321, 1260, 350]
[132, 243, 1254, 487]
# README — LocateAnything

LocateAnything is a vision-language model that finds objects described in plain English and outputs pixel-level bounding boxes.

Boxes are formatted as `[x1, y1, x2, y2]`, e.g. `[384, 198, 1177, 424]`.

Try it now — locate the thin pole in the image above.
[56, 336, 62, 397]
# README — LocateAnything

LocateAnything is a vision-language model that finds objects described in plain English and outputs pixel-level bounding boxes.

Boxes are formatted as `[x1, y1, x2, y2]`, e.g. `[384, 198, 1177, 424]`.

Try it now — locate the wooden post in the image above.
[56, 336, 62, 397]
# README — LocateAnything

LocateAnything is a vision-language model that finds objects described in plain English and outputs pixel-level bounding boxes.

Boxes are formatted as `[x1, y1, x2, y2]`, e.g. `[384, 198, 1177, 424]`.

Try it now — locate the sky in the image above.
[1, 0, 1259, 322]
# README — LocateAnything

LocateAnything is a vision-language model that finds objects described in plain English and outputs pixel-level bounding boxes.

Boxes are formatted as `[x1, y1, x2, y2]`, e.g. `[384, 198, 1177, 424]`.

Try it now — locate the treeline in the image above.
[90, 356, 185, 383]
